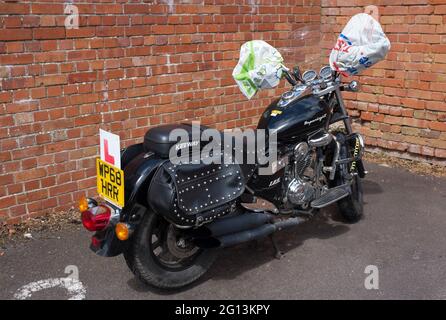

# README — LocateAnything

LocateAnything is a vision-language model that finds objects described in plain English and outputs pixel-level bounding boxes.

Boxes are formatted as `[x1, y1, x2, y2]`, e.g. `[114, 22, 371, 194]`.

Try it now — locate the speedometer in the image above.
[302, 70, 317, 83]
[319, 65, 333, 80]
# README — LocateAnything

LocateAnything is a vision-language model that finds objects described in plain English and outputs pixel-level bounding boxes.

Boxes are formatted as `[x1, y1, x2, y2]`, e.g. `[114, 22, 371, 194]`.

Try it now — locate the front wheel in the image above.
[331, 132, 364, 223]
[337, 174, 363, 223]
[124, 212, 218, 289]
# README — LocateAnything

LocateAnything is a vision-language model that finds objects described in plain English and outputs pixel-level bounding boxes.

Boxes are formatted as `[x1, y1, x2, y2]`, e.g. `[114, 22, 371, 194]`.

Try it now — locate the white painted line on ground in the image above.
[14, 266, 86, 300]
[14, 278, 86, 300]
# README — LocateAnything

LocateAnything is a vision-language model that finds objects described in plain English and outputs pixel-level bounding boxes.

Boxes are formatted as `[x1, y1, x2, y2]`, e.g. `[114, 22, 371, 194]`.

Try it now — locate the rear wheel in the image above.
[124, 212, 218, 289]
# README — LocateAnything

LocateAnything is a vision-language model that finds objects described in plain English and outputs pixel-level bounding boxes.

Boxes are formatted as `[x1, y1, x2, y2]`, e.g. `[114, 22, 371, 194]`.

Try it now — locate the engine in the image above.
[285, 142, 316, 207]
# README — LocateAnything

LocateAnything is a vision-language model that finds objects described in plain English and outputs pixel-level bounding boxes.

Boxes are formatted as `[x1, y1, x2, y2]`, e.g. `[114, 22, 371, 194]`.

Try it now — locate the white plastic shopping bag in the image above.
[329, 13, 391, 76]
[233, 40, 284, 99]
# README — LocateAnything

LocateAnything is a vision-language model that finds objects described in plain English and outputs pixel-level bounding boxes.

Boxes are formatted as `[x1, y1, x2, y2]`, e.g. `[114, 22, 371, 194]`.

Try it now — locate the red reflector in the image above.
[81, 205, 111, 232]
[91, 236, 101, 249]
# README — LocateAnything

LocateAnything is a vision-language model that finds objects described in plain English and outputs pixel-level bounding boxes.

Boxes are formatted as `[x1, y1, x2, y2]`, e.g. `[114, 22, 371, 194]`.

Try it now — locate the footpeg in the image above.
[311, 185, 350, 209]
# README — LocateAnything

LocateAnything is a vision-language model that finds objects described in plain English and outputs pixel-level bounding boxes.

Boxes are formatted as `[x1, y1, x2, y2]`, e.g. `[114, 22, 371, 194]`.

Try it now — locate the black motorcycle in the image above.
[80, 65, 366, 289]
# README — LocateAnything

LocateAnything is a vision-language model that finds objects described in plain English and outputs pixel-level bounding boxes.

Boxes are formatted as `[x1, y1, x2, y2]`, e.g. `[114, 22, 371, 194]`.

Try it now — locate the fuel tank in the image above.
[257, 94, 330, 143]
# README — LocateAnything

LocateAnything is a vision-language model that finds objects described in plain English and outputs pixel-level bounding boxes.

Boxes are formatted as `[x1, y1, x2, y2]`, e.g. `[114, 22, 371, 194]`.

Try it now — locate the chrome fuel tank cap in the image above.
[281, 91, 294, 100]
[278, 85, 311, 108]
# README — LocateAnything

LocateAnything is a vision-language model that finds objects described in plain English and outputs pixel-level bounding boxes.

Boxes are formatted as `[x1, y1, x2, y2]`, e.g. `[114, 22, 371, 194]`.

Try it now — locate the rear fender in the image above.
[121, 143, 143, 169]
[91, 226, 129, 257]
[90, 203, 149, 257]
[121, 150, 165, 221]
[89, 145, 164, 257]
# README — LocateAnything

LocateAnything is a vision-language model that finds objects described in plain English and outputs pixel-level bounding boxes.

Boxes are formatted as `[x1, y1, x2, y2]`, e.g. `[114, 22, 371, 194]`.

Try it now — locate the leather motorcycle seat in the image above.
[144, 123, 211, 158]
[144, 123, 259, 180]
[144, 123, 265, 159]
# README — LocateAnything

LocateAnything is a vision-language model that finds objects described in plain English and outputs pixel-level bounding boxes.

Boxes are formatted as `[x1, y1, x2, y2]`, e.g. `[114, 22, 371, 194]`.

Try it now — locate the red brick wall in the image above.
[321, 1, 446, 160]
[2, 0, 446, 224]
[0, 0, 321, 223]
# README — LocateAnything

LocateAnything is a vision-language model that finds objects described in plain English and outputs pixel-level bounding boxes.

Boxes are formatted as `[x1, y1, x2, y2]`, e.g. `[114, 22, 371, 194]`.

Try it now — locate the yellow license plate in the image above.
[96, 158, 124, 208]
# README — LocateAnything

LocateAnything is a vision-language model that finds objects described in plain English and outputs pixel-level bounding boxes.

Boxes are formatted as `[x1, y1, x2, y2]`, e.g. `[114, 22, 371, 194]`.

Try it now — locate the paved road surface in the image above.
[1, 162, 446, 300]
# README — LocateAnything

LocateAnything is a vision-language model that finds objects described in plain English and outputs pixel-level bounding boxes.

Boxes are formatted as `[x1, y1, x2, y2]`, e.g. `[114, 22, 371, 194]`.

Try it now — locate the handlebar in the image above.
[282, 65, 359, 94]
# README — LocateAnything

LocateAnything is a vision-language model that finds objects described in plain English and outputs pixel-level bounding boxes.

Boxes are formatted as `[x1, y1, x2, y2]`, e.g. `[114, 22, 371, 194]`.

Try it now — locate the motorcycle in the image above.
[79, 64, 367, 289]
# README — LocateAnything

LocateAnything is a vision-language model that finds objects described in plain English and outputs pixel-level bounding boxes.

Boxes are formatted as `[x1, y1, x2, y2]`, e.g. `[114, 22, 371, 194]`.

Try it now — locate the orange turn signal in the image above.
[79, 196, 89, 213]
[115, 223, 130, 241]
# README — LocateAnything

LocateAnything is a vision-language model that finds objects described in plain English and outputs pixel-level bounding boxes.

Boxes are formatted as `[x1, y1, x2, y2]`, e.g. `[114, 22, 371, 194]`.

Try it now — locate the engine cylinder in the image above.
[286, 142, 315, 206]
[294, 142, 312, 177]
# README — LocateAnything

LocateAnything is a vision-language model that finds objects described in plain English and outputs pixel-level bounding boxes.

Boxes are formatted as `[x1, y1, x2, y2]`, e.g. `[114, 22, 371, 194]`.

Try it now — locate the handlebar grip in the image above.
[341, 81, 359, 92]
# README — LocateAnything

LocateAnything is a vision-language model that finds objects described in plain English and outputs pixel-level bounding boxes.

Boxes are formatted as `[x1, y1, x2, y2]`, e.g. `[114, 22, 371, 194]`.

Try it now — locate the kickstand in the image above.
[269, 234, 284, 260]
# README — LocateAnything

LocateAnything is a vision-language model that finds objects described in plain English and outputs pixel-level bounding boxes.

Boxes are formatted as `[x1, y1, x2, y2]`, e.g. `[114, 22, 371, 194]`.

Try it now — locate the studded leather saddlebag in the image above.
[148, 161, 245, 226]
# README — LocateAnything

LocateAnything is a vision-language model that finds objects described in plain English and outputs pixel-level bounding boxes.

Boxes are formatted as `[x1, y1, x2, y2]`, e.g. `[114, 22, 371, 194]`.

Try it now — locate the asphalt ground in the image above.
[1, 162, 445, 300]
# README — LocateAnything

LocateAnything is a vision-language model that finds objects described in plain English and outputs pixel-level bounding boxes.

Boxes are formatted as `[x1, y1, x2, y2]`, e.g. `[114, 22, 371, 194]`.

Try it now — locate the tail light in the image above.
[81, 205, 111, 232]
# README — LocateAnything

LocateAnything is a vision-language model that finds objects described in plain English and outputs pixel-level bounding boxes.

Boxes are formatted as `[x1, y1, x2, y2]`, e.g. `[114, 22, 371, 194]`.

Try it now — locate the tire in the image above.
[124, 212, 218, 289]
[337, 174, 363, 223]
[332, 133, 364, 223]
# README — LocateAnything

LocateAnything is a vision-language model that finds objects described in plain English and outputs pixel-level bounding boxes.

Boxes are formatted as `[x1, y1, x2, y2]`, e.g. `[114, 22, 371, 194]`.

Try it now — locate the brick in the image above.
[152, 25, 175, 35]
[31, 4, 64, 14]
[0, 29, 33, 41]
[426, 101, 445, 112]
[0, 174, 14, 186]
[429, 121, 446, 132]
[14, 113, 34, 125]
[68, 72, 98, 84]
[0, 92, 12, 103]
[124, 4, 149, 14]
[0, 3, 30, 14]
[67, 50, 97, 60]
[434, 5, 446, 14]
[401, 98, 425, 110]
[34, 28, 66, 40]
[384, 116, 402, 125]
[409, 6, 434, 15]
[36, 75, 67, 86]
[15, 168, 47, 182]
[434, 149, 446, 158]
[360, 111, 373, 121]
[0, 54, 33, 65]
[0, 196, 16, 209]
[66, 28, 96, 39]
[95, 4, 122, 14]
